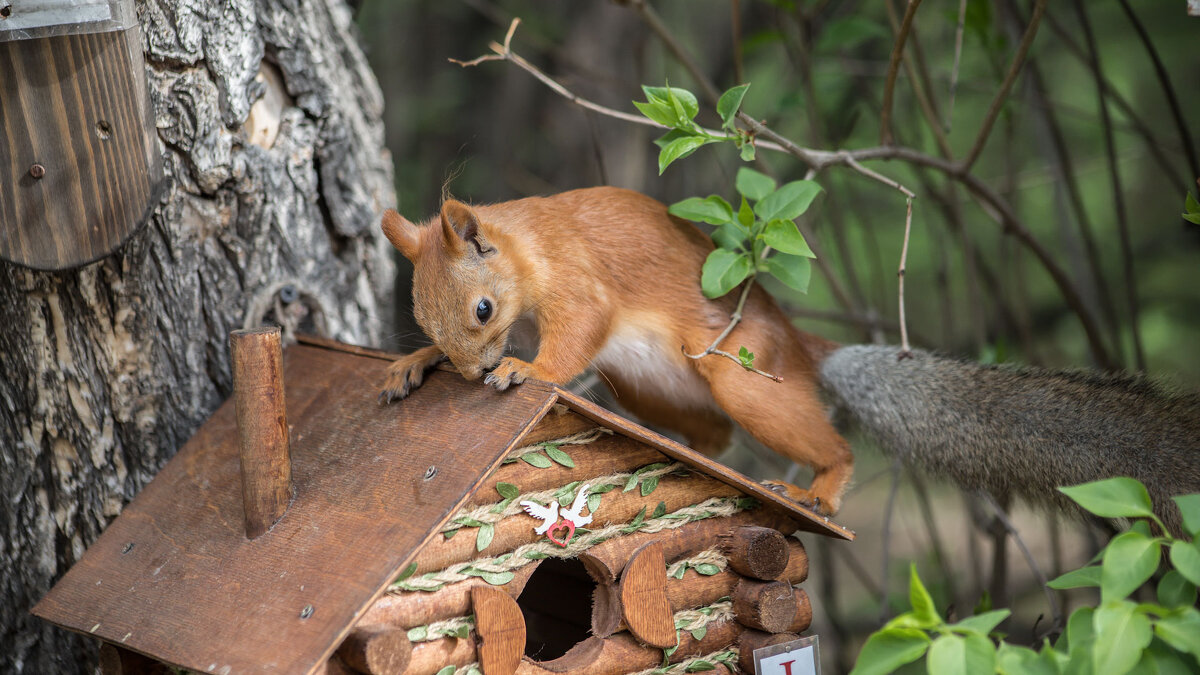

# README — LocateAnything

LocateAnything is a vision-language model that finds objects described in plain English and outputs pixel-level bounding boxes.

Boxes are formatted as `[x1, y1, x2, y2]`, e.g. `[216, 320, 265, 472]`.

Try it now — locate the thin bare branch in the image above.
[879, 0, 924, 145]
[961, 0, 1047, 170]
[897, 197, 914, 355]
[947, 0, 967, 132]
[682, 277, 783, 382]
[981, 493, 1064, 632]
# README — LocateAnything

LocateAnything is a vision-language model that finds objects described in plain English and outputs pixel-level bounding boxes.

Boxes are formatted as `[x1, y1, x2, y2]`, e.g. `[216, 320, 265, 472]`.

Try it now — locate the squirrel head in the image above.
[381, 201, 523, 380]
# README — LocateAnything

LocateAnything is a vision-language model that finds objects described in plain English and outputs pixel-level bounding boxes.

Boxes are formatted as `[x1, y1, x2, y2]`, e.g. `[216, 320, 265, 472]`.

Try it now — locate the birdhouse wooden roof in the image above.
[33, 335, 852, 675]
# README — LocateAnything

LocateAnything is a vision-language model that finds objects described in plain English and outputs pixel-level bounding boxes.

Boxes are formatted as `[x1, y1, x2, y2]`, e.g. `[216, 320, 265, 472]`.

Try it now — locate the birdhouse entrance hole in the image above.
[516, 557, 597, 661]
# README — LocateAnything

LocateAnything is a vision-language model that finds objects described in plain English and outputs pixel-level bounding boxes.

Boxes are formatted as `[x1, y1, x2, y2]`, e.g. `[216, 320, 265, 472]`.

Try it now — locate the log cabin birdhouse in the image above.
[33, 331, 854, 675]
[0, 0, 163, 270]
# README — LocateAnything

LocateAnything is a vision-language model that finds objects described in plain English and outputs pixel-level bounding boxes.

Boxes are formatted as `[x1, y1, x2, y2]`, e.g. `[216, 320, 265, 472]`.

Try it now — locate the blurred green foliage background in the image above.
[356, 1, 1199, 670]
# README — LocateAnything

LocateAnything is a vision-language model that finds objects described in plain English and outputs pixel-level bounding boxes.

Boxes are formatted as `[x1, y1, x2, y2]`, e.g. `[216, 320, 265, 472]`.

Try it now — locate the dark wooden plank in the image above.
[552, 388, 856, 541]
[33, 345, 557, 674]
[0, 29, 162, 270]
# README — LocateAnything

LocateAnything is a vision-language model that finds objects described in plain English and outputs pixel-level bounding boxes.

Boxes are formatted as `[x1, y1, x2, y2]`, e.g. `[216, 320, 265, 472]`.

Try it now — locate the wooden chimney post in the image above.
[230, 327, 294, 539]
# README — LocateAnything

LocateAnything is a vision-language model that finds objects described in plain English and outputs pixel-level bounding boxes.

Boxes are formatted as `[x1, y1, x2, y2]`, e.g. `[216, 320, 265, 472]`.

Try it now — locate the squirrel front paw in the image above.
[762, 480, 835, 517]
[380, 348, 444, 404]
[484, 357, 539, 391]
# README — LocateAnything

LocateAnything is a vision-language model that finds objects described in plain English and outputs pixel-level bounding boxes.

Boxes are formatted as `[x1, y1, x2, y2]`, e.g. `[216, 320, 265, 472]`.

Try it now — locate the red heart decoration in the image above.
[546, 518, 576, 547]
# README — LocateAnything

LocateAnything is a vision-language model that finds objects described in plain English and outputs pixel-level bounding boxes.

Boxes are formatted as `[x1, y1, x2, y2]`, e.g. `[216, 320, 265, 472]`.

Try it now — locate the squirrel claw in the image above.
[485, 357, 535, 391]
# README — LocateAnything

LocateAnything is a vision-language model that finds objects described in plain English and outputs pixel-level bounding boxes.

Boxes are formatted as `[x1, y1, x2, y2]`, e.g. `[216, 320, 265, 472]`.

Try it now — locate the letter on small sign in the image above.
[753, 635, 820, 675]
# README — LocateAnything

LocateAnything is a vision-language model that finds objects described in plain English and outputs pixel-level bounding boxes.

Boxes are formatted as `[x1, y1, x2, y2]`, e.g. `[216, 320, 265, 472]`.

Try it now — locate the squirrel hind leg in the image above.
[691, 351, 854, 515]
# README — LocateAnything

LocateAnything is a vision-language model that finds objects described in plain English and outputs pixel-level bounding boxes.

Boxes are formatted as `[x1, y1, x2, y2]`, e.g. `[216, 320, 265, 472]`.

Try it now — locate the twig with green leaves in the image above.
[851, 477, 1200, 675]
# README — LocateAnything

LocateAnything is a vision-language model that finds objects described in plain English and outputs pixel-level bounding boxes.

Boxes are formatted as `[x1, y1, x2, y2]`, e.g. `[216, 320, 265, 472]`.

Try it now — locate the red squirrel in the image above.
[379, 187, 852, 515]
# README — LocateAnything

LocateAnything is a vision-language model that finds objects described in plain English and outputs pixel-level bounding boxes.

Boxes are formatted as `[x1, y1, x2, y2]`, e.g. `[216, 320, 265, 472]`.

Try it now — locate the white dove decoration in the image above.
[520, 500, 559, 535]
[559, 484, 593, 529]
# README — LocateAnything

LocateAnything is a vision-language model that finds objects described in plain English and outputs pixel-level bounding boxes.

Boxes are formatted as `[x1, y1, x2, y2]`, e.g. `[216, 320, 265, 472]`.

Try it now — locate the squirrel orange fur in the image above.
[379, 187, 853, 515]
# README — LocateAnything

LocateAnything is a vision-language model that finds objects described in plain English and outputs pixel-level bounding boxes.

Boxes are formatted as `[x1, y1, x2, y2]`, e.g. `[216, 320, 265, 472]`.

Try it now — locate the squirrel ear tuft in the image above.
[381, 209, 422, 261]
[440, 201, 494, 257]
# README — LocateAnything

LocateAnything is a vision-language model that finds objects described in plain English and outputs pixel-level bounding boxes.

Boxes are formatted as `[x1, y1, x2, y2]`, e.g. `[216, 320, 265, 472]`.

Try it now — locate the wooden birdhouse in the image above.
[0, 0, 163, 270]
[33, 331, 854, 675]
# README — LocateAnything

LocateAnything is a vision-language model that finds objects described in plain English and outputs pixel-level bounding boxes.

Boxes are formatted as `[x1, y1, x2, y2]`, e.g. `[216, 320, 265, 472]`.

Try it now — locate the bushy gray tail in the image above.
[820, 345, 1200, 535]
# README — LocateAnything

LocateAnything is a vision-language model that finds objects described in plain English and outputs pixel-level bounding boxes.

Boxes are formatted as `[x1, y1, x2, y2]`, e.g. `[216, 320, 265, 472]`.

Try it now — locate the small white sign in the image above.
[754, 635, 821, 675]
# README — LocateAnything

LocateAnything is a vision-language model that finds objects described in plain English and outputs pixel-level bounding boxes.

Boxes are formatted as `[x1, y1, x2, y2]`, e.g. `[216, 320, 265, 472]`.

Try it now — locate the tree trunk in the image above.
[0, 0, 395, 671]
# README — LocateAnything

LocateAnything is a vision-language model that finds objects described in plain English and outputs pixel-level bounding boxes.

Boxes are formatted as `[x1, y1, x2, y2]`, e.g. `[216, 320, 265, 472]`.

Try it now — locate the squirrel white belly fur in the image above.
[378, 187, 1200, 531]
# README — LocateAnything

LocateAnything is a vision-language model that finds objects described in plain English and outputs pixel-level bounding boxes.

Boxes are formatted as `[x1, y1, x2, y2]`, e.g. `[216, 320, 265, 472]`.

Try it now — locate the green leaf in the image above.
[717, 84, 750, 128]
[950, 609, 1011, 636]
[545, 445, 575, 468]
[996, 643, 1058, 675]
[700, 249, 753, 299]
[496, 482, 520, 500]
[396, 561, 418, 582]
[1059, 478, 1154, 519]
[1169, 539, 1200, 586]
[739, 142, 756, 162]
[1093, 601, 1153, 675]
[736, 167, 776, 202]
[754, 180, 823, 221]
[654, 128, 691, 149]
[691, 625, 708, 642]
[711, 224, 746, 250]
[1158, 570, 1197, 608]
[685, 660, 716, 672]
[477, 570, 515, 586]
[1183, 212, 1200, 225]
[436, 665, 456, 675]
[926, 633, 996, 675]
[476, 523, 494, 552]
[1103, 531, 1162, 602]
[765, 254, 812, 293]
[737, 346, 755, 368]
[1067, 606, 1096, 649]
[521, 452, 552, 468]
[588, 492, 602, 514]
[640, 475, 660, 497]
[1172, 494, 1200, 537]
[408, 625, 429, 641]
[1049, 565, 1102, 590]
[659, 136, 711, 174]
[762, 219, 815, 257]
[643, 85, 700, 121]
[652, 501, 667, 518]
[695, 563, 721, 576]
[1186, 192, 1200, 214]
[672, 565, 686, 579]
[1140, 638, 1198, 675]
[634, 99, 681, 127]
[1154, 607, 1200, 661]
[908, 564, 942, 628]
[737, 196, 755, 228]
[670, 195, 734, 225]
[849, 628, 931, 675]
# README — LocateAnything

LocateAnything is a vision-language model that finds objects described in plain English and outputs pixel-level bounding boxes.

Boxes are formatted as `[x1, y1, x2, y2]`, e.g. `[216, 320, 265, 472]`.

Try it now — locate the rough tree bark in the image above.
[0, 0, 395, 671]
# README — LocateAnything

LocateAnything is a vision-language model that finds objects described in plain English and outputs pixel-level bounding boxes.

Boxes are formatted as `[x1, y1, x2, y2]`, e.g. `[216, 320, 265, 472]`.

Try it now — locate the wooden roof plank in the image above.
[33, 344, 557, 674]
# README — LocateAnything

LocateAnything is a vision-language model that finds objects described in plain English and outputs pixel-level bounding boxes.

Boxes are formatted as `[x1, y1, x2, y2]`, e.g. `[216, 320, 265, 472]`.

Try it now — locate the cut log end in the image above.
[732, 579, 798, 633]
[788, 588, 813, 634]
[619, 542, 675, 648]
[718, 526, 790, 581]
[336, 624, 411, 675]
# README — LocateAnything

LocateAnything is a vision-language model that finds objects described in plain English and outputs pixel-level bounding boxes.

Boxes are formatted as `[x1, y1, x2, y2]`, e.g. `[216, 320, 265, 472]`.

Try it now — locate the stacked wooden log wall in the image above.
[323, 409, 815, 675]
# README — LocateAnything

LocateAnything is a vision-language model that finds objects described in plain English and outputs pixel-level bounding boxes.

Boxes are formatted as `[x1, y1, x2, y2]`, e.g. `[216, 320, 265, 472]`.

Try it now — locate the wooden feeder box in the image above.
[0, 0, 163, 271]
[34, 332, 853, 675]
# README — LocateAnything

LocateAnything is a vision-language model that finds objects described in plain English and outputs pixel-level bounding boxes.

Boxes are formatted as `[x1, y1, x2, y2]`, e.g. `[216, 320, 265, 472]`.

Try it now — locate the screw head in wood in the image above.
[423, 466, 437, 480]
[299, 604, 314, 619]
[29, 164, 46, 179]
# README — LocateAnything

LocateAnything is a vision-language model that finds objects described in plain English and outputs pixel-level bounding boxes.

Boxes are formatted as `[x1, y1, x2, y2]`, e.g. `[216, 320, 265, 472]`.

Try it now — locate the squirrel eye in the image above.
[476, 298, 493, 324]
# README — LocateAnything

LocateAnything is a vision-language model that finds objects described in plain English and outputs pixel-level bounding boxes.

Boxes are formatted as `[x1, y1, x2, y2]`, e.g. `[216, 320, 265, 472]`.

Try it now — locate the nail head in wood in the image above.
[230, 326, 293, 539]
[717, 526, 790, 580]
[29, 163, 45, 179]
